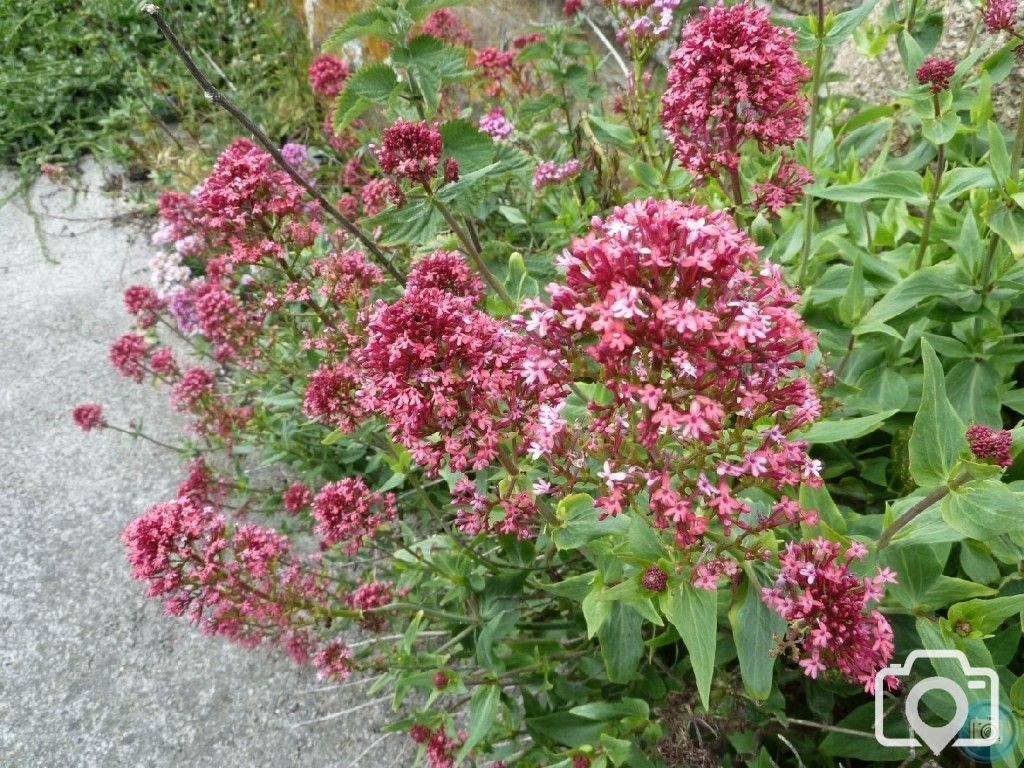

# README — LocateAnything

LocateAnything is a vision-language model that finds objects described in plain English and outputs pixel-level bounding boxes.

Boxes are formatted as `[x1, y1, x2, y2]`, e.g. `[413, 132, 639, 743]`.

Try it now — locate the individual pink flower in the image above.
[983, 0, 1018, 32]
[311, 477, 397, 554]
[421, 8, 473, 46]
[110, 333, 150, 382]
[308, 53, 352, 98]
[478, 107, 515, 140]
[751, 158, 814, 215]
[282, 483, 314, 514]
[660, 2, 810, 180]
[357, 288, 537, 474]
[967, 424, 1013, 467]
[72, 403, 106, 432]
[916, 57, 956, 93]
[533, 159, 581, 190]
[762, 538, 897, 691]
[373, 119, 443, 186]
[405, 250, 485, 302]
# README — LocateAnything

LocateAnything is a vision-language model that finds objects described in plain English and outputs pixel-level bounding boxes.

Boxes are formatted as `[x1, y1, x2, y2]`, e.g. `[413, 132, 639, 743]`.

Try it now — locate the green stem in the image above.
[797, 0, 826, 288]
[1011, 94, 1024, 180]
[877, 470, 970, 549]
[429, 194, 514, 307]
[913, 143, 945, 271]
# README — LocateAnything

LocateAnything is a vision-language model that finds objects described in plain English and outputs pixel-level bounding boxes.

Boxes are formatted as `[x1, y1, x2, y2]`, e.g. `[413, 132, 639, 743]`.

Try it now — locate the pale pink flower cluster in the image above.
[533, 159, 581, 190]
[478, 107, 514, 140]
[762, 538, 897, 691]
[519, 199, 822, 551]
[610, 0, 681, 49]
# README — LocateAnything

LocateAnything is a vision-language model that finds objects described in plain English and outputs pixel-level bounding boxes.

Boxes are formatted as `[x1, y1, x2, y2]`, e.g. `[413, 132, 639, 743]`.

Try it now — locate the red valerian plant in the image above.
[84, 0, 1024, 765]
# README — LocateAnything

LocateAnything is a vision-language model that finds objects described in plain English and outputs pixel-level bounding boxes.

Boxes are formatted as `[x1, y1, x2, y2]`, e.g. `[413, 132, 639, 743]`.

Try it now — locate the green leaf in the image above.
[585, 114, 634, 149]
[539, 571, 595, 602]
[799, 410, 897, 443]
[948, 594, 1024, 636]
[939, 167, 997, 201]
[988, 206, 1024, 256]
[321, 427, 346, 445]
[729, 571, 783, 701]
[811, 171, 926, 205]
[941, 479, 1024, 540]
[333, 64, 399, 129]
[597, 603, 645, 683]
[439, 118, 494, 174]
[526, 713, 605, 747]
[916, 576, 996, 611]
[457, 684, 500, 759]
[498, 205, 526, 224]
[838, 254, 866, 325]
[661, 584, 717, 709]
[392, 36, 470, 113]
[881, 544, 945, 611]
[946, 359, 1002, 426]
[582, 586, 612, 638]
[908, 340, 967, 487]
[551, 494, 629, 550]
[323, 9, 392, 49]
[854, 263, 968, 332]
[990, 121, 1012, 188]
[570, 699, 650, 721]
[825, 0, 879, 45]
[820, 703, 911, 760]
[922, 113, 959, 145]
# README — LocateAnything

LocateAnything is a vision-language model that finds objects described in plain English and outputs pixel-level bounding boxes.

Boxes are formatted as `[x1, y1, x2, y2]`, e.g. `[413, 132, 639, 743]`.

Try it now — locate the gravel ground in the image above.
[0, 163, 407, 768]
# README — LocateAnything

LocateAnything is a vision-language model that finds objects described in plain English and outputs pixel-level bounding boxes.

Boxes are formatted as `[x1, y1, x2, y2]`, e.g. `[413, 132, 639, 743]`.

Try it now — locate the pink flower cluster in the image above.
[110, 333, 150, 382]
[409, 724, 462, 768]
[751, 159, 814, 216]
[122, 495, 335, 662]
[421, 8, 473, 46]
[660, 2, 809, 179]
[520, 199, 822, 550]
[72, 403, 106, 432]
[358, 286, 537, 474]
[405, 250, 486, 303]
[610, 0, 682, 49]
[373, 119, 443, 186]
[762, 538, 897, 691]
[983, 0, 1019, 33]
[967, 424, 1013, 467]
[479, 107, 514, 140]
[308, 53, 352, 99]
[312, 477, 397, 554]
[916, 57, 956, 93]
[303, 362, 366, 432]
[533, 159, 581, 190]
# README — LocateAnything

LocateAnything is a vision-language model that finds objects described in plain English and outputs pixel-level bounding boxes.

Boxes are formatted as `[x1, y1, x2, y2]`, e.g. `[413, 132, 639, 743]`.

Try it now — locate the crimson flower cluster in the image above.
[311, 477, 397, 554]
[373, 119, 443, 186]
[358, 284, 537, 474]
[520, 199, 822, 556]
[916, 57, 956, 93]
[762, 539, 897, 691]
[967, 424, 1013, 467]
[72, 403, 106, 432]
[660, 2, 809, 181]
[983, 0, 1019, 33]
[421, 8, 473, 46]
[308, 53, 352, 99]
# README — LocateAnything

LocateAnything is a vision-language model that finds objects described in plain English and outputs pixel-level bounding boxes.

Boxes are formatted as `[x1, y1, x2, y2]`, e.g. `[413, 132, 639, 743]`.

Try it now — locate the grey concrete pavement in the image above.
[0, 163, 407, 768]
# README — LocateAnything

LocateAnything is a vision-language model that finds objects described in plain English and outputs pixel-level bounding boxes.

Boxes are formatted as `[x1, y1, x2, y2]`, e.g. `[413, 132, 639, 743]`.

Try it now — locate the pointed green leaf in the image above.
[729, 571, 783, 701]
[661, 584, 717, 709]
[908, 340, 967, 487]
